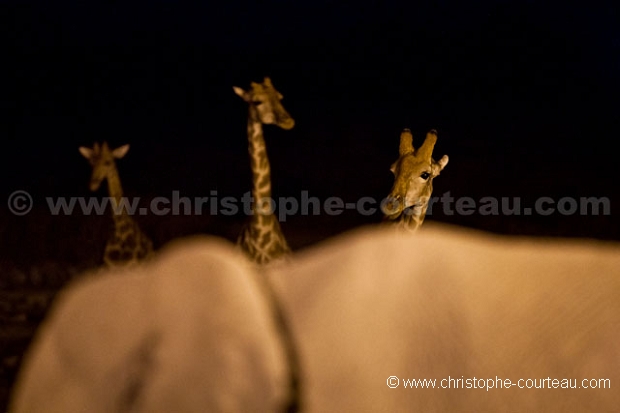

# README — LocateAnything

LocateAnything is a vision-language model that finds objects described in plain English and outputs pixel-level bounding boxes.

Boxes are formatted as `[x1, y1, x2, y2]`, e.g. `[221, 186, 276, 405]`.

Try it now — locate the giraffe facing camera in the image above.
[79, 142, 154, 268]
[383, 129, 449, 232]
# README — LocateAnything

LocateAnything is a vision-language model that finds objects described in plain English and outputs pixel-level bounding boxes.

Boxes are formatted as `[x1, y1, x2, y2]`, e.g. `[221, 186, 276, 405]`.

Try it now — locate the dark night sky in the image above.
[1, 1, 619, 248]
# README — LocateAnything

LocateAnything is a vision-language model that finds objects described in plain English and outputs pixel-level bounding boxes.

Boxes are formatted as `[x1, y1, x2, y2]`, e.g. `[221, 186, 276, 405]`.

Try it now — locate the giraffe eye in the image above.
[252, 100, 262, 105]
[420, 172, 430, 180]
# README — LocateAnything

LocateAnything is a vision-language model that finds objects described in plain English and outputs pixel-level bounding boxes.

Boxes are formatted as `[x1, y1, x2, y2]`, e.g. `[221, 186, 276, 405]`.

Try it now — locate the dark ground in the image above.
[1, 1, 619, 410]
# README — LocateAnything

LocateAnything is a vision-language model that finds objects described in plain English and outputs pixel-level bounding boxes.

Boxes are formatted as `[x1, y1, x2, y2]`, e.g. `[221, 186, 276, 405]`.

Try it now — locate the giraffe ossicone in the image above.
[79, 141, 154, 268]
[383, 128, 449, 231]
[233, 77, 295, 265]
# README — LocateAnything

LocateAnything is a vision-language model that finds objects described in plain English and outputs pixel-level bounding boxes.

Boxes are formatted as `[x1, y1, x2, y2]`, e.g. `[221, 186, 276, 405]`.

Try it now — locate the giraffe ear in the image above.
[431, 155, 449, 176]
[112, 144, 130, 159]
[233, 86, 249, 101]
[437, 154, 449, 170]
[79, 146, 93, 160]
[389, 161, 398, 174]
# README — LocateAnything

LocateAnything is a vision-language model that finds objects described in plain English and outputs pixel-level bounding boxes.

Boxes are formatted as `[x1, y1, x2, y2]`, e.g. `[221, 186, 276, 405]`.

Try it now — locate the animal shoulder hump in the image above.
[10, 235, 292, 413]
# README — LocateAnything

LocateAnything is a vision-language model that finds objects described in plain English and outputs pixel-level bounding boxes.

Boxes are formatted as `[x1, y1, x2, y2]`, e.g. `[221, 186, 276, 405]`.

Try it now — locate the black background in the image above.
[1, 1, 619, 267]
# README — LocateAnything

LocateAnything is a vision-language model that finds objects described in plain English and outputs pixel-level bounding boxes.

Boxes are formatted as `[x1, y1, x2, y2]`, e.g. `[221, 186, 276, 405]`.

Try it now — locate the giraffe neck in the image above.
[247, 106, 273, 214]
[394, 201, 428, 232]
[409, 206, 427, 231]
[105, 166, 129, 222]
[99, 163, 153, 267]
[237, 105, 291, 264]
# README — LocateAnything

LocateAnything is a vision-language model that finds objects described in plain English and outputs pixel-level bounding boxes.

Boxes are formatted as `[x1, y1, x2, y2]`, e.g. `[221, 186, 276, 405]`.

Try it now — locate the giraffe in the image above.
[79, 142, 154, 268]
[233, 76, 295, 265]
[383, 128, 449, 231]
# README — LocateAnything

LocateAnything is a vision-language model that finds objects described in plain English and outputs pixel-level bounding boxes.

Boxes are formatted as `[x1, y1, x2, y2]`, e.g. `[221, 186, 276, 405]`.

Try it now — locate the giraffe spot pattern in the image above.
[257, 172, 271, 190]
[238, 217, 290, 265]
[104, 216, 154, 267]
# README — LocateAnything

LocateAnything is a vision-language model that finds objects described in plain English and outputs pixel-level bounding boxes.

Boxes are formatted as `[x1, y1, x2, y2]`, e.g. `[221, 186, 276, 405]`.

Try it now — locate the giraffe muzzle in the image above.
[383, 196, 405, 219]
[279, 117, 295, 130]
[383, 194, 424, 220]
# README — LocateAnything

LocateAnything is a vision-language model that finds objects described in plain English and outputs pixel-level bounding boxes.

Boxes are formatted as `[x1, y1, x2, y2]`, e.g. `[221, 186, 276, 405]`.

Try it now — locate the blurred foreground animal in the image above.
[10, 223, 620, 412]
[9, 238, 296, 412]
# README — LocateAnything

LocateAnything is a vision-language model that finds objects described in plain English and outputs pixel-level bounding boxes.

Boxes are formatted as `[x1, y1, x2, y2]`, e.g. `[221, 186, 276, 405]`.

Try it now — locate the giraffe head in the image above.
[383, 129, 449, 228]
[233, 77, 295, 130]
[79, 142, 130, 191]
